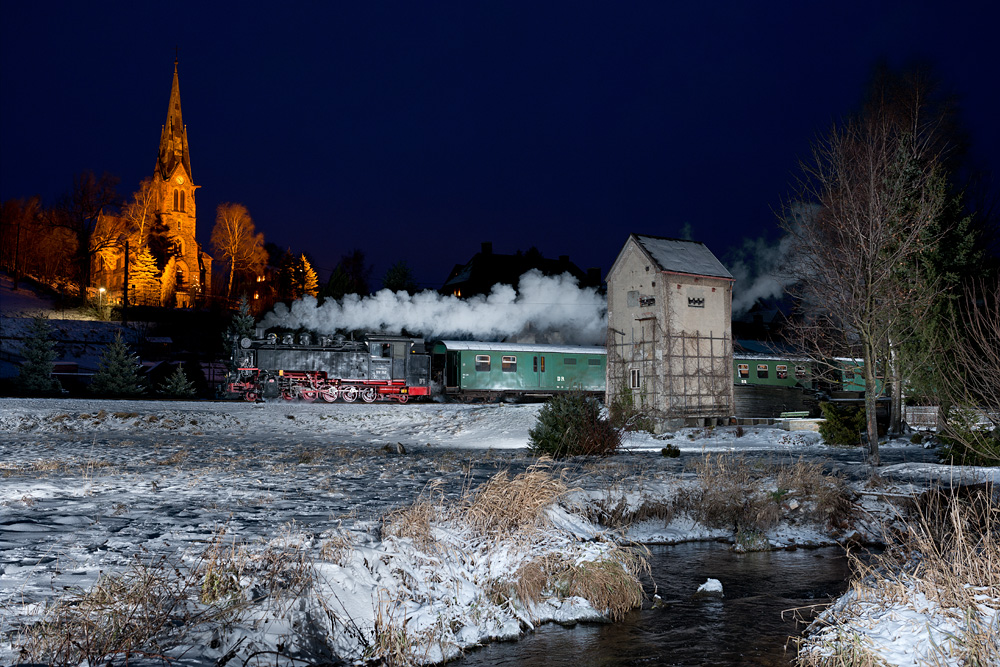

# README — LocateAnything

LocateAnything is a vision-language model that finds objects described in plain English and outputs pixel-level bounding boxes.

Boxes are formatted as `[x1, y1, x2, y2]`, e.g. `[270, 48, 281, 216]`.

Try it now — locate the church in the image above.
[93, 58, 212, 308]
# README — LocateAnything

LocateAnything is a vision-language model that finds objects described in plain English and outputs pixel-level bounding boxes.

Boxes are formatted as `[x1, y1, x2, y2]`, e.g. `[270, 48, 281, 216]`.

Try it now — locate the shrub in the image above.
[608, 381, 655, 433]
[937, 406, 1000, 467]
[660, 444, 680, 458]
[818, 402, 866, 446]
[528, 393, 622, 458]
[157, 363, 197, 398]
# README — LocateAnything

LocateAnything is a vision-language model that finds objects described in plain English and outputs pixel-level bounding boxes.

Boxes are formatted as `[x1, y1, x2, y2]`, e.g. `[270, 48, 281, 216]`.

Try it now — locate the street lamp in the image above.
[117, 235, 130, 325]
[98, 287, 106, 317]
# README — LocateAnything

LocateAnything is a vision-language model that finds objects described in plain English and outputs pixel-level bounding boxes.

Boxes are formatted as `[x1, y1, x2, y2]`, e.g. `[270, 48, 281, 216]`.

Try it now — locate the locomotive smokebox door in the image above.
[262, 376, 280, 399]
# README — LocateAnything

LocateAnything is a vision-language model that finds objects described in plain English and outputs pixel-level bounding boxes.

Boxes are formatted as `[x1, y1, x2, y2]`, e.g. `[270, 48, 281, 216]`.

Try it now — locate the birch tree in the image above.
[783, 97, 947, 465]
[210, 203, 267, 300]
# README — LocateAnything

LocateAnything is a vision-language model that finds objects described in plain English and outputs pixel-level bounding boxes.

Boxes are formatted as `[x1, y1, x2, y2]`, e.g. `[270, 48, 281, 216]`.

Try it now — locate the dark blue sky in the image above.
[2, 2, 997, 290]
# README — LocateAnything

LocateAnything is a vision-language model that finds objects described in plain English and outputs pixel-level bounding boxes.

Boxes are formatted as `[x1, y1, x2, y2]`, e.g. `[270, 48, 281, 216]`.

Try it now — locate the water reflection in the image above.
[456, 542, 852, 666]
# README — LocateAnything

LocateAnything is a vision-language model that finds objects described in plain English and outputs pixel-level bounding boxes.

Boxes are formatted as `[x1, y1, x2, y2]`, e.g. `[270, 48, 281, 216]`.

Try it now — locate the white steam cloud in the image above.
[260, 270, 608, 345]
[728, 203, 816, 318]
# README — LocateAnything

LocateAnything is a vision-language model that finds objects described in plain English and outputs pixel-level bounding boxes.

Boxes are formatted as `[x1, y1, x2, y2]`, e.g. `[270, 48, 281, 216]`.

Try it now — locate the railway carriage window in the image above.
[588, 358, 601, 366]
[563, 358, 577, 365]
[475, 355, 491, 372]
[795, 366, 807, 379]
[630, 368, 641, 389]
[540, 356, 545, 372]
[757, 364, 769, 379]
[371, 343, 391, 358]
[502, 356, 517, 372]
[776, 365, 788, 380]
[533, 356, 538, 372]
[738, 363, 749, 379]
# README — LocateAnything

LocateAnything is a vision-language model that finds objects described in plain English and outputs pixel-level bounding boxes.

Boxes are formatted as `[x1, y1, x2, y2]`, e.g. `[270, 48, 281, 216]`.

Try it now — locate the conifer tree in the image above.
[90, 333, 146, 396]
[224, 295, 256, 371]
[300, 254, 319, 298]
[17, 317, 62, 395]
[130, 245, 160, 307]
[158, 363, 196, 398]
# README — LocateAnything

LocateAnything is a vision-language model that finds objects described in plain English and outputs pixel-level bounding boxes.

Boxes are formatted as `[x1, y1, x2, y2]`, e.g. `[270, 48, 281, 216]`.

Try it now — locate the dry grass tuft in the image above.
[563, 547, 647, 621]
[464, 459, 568, 537]
[797, 484, 1000, 666]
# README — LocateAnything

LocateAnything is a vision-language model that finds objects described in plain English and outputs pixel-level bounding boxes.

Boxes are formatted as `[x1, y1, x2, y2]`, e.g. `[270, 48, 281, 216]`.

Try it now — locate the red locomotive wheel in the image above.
[342, 386, 359, 402]
[361, 387, 378, 403]
[301, 389, 318, 402]
[396, 395, 409, 404]
[321, 388, 339, 403]
[244, 391, 257, 402]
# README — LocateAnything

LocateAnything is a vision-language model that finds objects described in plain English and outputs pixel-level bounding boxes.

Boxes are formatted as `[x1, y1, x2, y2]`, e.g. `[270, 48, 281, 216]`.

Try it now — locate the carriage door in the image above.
[391, 342, 406, 380]
[532, 355, 545, 387]
[369, 342, 391, 380]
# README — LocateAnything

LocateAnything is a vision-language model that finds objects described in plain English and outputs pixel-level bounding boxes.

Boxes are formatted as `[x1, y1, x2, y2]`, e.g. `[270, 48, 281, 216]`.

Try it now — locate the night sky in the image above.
[2, 2, 997, 291]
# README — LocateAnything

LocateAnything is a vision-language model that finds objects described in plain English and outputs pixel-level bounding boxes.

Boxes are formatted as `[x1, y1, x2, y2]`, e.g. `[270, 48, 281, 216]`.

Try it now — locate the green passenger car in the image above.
[432, 341, 606, 400]
[733, 355, 814, 389]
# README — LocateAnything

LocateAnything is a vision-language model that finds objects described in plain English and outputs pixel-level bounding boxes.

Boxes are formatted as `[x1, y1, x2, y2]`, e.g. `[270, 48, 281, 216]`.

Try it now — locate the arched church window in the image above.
[173, 190, 179, 211]
[179, 191, 185, 212]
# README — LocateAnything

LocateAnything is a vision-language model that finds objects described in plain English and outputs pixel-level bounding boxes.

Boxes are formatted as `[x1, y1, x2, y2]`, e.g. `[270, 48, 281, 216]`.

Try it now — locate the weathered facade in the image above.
[93, 59, 211, 307]
[606, 234, 734, 430]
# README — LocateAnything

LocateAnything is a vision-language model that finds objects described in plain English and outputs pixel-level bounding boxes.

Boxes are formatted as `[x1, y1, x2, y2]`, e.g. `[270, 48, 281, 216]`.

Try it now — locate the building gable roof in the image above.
[631, 234, 733, 280]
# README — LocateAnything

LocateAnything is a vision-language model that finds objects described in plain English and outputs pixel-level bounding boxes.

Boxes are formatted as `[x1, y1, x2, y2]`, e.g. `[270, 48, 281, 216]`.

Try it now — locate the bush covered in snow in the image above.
[528, 393, 621, 458]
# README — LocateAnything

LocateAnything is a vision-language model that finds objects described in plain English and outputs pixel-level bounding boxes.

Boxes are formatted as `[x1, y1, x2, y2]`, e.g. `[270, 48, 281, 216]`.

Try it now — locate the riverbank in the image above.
[1, 398, 993, 665]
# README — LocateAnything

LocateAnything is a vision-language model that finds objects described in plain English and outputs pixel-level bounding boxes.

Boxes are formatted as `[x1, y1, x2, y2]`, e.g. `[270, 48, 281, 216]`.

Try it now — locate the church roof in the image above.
[156, 59, 192, 182]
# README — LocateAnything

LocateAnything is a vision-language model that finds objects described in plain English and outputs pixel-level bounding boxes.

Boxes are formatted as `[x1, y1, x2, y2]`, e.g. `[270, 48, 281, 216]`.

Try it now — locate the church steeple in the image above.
[156, 57, 192, 181]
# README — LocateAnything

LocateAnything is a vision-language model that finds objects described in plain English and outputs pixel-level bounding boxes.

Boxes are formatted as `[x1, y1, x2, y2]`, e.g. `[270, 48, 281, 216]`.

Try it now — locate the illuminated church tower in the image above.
[154, 58, 211, 306]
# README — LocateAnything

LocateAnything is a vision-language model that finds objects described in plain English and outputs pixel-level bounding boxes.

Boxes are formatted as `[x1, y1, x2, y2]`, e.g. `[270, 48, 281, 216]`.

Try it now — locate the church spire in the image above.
[156, 57, 192, 182]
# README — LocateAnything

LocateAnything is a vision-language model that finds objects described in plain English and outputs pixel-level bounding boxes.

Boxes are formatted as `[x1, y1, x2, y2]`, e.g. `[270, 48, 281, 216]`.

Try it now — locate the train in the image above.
[225, 332, 607, 403]
[225, 330, 879, 407]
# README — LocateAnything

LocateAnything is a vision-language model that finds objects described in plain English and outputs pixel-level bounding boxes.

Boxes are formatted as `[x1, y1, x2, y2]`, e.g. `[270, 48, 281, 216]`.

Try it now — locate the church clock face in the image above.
[175, 176, 184, 184]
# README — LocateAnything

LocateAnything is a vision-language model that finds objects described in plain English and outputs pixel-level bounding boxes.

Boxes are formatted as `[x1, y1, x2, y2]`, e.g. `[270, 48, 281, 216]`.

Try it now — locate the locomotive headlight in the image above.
[279, 370, 284, 376]
[401, 387, 408, 394]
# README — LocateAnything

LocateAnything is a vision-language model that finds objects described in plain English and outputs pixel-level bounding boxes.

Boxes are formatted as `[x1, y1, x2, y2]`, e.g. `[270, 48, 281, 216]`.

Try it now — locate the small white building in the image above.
[606, 234, 734, 430]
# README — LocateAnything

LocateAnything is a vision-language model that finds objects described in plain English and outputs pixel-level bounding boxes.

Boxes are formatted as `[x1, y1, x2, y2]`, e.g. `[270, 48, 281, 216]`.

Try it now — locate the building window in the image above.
[475, 355, 491, 372]
[173, 190, 179, 211]
[639, 295, 656, 307]
[629, 368, 641, 389]
[563, 357, 577, 365]
[757, 364, 769, 379]
[795, 366, 807, 379]
[588, 358, 601, 366]
[776, 364, 788, 380]
[627, 290, 639, 307]
[502, 355, 517, 372]
[738, 363, 749, 379]
[179, 191, 185, 212]
[688, 297, 705, 308]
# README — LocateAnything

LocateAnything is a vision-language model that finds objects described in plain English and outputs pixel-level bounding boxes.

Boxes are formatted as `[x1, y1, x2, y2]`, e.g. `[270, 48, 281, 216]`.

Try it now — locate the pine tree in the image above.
[158, 363, 196, 398]
[130, 245, 161, 307]
[224, 295, 256, 371]
[300, 254, 319, 298]
[17, 317, 62, 395]
[90, 333, 146, 396]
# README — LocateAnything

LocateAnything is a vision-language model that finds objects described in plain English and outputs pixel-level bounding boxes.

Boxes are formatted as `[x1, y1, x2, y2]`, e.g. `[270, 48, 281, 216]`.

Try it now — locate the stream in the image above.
[455, 542, 853, 666]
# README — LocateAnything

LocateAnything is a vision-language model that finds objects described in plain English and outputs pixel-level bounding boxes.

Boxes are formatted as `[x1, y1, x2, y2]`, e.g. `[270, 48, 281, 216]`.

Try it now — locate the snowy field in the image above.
[1, 397, 995, 665]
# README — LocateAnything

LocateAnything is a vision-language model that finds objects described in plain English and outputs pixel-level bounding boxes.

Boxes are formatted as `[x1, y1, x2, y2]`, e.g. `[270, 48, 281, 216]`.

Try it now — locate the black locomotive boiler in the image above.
[226, 332, 431, 403]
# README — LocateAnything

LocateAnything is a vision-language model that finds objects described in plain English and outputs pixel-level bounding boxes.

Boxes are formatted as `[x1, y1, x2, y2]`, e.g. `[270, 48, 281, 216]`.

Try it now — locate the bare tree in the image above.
[935, 282, 1000, 465]
[783, 101, 948, 465]
[120, 178, 158, 245]
[210, 202, 266, 300]
[51, 171, 124, 301]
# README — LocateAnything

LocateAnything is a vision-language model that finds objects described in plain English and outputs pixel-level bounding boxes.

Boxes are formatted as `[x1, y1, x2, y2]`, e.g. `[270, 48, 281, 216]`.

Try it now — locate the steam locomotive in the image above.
[226, 332, 432, 403]
[224, 331, 608, 403]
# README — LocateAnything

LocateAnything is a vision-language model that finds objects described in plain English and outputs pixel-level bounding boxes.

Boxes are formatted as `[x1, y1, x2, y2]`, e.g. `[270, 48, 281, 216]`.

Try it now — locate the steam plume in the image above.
[260, 270, 607, 345]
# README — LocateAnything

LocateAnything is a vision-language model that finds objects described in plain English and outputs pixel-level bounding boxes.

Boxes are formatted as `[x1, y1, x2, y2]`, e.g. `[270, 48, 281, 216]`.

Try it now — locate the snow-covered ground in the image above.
[1, 397, 995, 665]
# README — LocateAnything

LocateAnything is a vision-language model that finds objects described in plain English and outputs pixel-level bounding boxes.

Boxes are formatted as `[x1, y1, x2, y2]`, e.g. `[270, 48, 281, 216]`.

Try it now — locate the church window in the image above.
[173, 190, 179, 211]
[179, 191, 185, 212]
